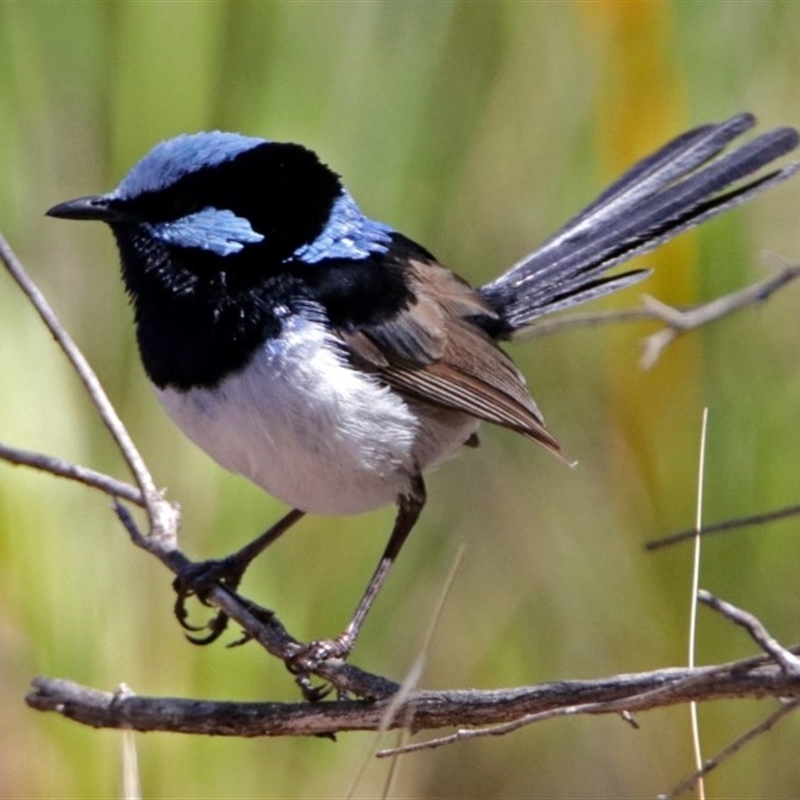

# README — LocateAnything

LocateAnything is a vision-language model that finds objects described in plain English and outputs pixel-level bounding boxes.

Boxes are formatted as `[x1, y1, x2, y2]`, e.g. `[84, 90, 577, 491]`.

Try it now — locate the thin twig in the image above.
[0, 441, 143, 505]
[0, 232, 163, 520]
[639, 263, 800, 368]
[699, 590, 800, 675]
[519, 306, 658, 337]
[661, 698, 800, 800]
[646, 503, 800, 551]
[658, 592, 800, 798]
[520, 264, 800, 369]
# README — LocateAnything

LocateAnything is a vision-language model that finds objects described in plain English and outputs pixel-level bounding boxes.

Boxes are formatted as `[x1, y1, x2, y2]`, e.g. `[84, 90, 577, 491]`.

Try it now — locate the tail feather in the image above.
[481, 113, 799, 334]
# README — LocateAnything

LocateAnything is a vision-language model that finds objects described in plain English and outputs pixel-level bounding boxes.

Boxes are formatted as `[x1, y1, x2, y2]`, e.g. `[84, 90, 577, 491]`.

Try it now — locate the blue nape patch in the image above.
[291, 191, 393, 264]
[113, 132, 265, 199]
[145, 207, 265, 256]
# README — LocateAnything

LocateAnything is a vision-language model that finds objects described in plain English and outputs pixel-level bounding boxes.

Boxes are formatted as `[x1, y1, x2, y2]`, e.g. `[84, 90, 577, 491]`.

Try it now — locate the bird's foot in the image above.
[173, 554, 258, 645]
[287, 631, 355, 676]
[288, 634, 355, 702]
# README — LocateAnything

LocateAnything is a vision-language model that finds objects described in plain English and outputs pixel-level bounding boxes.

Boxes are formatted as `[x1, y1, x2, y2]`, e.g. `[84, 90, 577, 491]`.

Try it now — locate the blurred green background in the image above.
[1, 1, 800, 797]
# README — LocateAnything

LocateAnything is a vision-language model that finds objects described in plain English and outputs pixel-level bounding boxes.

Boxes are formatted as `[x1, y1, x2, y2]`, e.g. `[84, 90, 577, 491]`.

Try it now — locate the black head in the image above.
[46, 133, 407, 389]
[48, 133, 399, 285]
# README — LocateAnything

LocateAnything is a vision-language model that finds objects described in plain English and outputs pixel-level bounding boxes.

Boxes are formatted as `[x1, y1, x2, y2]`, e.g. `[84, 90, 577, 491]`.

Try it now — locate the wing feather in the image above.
[337, 260, 563, 458]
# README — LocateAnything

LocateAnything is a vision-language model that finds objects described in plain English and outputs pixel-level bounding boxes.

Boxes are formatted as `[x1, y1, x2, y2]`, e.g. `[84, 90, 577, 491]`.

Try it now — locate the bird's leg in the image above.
[289, 474, 426, 674]
[174, 507, 305, 644]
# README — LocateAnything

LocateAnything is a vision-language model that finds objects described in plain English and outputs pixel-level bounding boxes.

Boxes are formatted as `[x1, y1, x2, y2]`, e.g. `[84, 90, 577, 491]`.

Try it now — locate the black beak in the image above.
[46, 195, 129, 222]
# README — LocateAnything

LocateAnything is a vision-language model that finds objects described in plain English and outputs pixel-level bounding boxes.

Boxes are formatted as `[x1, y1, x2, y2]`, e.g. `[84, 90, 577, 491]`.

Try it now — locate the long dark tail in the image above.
[480, 113, 799, 335]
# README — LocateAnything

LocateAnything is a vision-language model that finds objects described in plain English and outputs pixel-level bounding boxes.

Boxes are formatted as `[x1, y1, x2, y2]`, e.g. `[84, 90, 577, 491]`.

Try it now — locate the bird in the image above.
[47, 112, 798, 669]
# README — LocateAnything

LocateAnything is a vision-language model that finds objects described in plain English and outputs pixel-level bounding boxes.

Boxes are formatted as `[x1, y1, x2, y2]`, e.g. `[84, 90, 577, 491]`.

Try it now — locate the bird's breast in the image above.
[155, 314, 470, 515]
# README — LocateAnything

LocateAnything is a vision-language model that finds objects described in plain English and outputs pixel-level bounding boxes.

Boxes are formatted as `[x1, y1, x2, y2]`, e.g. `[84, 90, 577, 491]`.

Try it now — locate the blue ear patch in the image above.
[291, 191, 393, 264]
[145, 206, 265, 256]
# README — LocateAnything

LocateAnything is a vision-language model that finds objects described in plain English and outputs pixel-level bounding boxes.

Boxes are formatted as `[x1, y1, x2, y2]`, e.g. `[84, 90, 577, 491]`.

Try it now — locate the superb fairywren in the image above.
[48, 113, 798, 665]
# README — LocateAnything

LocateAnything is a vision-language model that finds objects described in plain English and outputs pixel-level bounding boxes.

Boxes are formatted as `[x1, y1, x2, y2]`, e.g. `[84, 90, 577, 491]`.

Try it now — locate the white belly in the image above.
[156, 314, 477, 515]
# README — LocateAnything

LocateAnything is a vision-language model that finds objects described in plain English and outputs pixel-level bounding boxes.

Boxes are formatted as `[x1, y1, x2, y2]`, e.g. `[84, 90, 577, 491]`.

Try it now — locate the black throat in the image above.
[113, 227, 423, 392]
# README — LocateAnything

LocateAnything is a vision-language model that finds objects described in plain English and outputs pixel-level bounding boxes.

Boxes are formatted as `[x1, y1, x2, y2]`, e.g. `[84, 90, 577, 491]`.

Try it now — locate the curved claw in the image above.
[295, 673, 334, 703]
[172, 559, 241, 646]
[184, 612, 231, 646]
[167, 511, 304, 647]
[173, 586, 209, 629]
[174, 589, 231, 645]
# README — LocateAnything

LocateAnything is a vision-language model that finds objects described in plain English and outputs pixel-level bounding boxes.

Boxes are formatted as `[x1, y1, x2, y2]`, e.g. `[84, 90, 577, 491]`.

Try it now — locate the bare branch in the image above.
[0, 440, 144, 505]
[640, 263, 800, 368]
[0, 232, 164, 520]
[27, 582, 800, 743]
[520, 264, 800, 369]
[661, 699, 800, 800]
[26, 656, 800, 739]
[378, 652, 795, 756]
[699, 590, 800, 675]
[646, 503, 800, 551]
[657, 590, 800, 798]
[519, 306, 657, 337]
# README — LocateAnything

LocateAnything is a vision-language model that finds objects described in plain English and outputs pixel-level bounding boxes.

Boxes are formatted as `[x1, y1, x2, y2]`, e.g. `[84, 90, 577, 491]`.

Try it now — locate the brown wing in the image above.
[337, 259, 563, 459]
